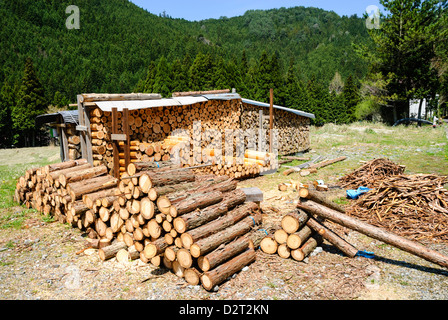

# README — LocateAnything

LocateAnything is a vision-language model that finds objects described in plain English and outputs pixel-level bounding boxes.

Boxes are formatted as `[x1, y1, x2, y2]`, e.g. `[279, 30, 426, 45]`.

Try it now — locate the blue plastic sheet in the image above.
[346, 186, 372, 200]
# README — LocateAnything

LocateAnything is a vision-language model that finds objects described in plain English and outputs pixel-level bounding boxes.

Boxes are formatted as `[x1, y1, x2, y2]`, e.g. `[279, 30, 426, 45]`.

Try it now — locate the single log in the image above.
[309, 156, 347, 170]
[140, 197, 155, 220]
[44, 159, 88, 174]
[184, 268, 202, 286]
[143, 237, 169, 259]
[274, 229, 288, 244]
[291, 234, 323, 261]
[197, 234, 252, 272]
[127, 162, 181, 176]
[172, 260, 185, 278]
[173, 202, 228, 234]
[47, 163, 92, 183]
[172, 188, 246, 234]
[180, 202, 259, 249]
[139, 169, 196, 193]
[286, 226, 313, 250]
[68, 175, 119, 200]
[298, 200, 448, 268]
[98, 241, 127, 261]
[201, 248, 256, 291]
[190, 213, 262, 258]
[260, 235, 278, 254]
[177, 248, 194, 268]
[116, 246, 140, 263]
[169, 190, 223, 217]
[299, 188, 345, 213]
[277, 243, 291, 259]
[164, 246, 179, 262]
[306, 217, 358, 258]
[281, 208, 309, 234]
[60, 165, 108, 187]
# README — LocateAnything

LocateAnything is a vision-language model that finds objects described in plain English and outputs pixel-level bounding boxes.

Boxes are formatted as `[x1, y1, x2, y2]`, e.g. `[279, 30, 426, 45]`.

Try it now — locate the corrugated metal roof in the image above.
[91, 93, 314, 119]
[35, 110, 79, 126]
[241, 98, 315, 119]
[94, 96, 208, 112]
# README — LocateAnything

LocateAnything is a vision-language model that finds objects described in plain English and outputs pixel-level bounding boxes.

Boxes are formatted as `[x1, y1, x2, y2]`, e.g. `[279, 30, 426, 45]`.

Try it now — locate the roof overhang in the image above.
[241, 98, 315, 119]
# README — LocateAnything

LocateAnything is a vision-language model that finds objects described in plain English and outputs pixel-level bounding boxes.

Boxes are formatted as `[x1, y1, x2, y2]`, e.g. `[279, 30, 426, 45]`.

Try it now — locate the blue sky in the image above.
[130, 0, 384, 21]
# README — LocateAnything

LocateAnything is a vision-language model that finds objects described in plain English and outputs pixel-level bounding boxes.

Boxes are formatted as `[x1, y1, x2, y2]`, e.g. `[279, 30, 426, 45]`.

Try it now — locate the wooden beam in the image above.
[77, 95, 87, 162]
[123, 108, 131, 170]
[269, 88, 274, 153]
[172, 89, 230, 97]
[79, 93, 161, 103]
[112, 107, 120, 179]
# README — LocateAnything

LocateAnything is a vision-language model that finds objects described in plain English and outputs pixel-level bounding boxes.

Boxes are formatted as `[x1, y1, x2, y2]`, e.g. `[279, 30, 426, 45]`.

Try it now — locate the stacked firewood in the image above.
[14, 159, 264, 291]
[240, 102, 311, 155]
[66, 125, 82, 160]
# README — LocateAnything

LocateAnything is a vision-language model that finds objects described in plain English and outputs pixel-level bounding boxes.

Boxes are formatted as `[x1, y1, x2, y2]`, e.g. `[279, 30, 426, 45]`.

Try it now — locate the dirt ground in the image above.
[1, 131, 448, 301]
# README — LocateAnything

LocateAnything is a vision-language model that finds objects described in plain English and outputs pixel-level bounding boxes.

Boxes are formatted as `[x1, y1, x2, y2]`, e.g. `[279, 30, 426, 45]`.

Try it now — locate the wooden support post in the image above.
[269, 88, 274, 153]
[123, 108, 131, 170]
[77, 95, 87, 163]
[111, 107, 120, 179]
[60, 127, 69, 161]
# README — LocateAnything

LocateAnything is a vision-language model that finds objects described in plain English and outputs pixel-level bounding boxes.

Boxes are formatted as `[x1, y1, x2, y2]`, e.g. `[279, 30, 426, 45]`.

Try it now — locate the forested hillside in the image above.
[0, 0, 374, 146]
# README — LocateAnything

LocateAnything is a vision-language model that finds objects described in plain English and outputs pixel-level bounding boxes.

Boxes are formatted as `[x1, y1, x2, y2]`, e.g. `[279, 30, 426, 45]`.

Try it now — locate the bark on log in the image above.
[169, 190, 223, 217]
[190, 213, 262, 258]
[59, 165, 108, 187]
[68, 175, 119, 200]
[281, 208, 309, 234]
[173, 202, 228, 234]
[197, 234, 252, 272]
[306, 217, 358, 258]
[309, 156, 347, 170]
[44, 159, 88, 174]
[291, 234, 323, 261]
[180, 202, 259, 249]
[98, 241, 127, 261]
[143, 237, 169, 259]
[286, 225, 313, 250]
[298, 200, 448, 268]
[299, 188, 345, 213]
[201, 248, 256, 291]
[82, 187, 121, 208]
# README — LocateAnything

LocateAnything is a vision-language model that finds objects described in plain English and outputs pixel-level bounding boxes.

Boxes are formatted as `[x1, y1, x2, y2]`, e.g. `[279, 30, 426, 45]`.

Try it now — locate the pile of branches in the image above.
[347, 174, 448, 243]
[339, 158, 406, 189]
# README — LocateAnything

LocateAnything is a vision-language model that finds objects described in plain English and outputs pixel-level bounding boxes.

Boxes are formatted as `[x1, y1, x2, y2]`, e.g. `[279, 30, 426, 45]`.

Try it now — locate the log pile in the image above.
[339, 158, 406, 189]
[347, 174, 448, 243]
[66, 125, 82, 160]
[14, 159, 264, 291]
[259, 208, 325, 261]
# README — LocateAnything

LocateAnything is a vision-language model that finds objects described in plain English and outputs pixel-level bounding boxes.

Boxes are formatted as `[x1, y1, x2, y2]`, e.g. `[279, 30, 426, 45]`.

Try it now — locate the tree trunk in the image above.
[299, 188, 345, 213]
[197, 234, 252, 272]
[98, 241, 127, 261]
[286, 225, 313, 250]
[173, 202, 228, 234]
[306, 217, 358, 258]
[281, 208, 309, 234]
[291, 234, 323, 261]
[143, 237, 169, 259]
[190, 213, 262, 258]
[201, 248, 256, 291]
[44, 159, 88, 174]
[298, 200, 448, 268]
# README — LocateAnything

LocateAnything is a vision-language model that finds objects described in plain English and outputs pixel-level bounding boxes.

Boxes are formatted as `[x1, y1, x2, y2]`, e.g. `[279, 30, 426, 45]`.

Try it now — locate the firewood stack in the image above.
[14, 159, 265, 291]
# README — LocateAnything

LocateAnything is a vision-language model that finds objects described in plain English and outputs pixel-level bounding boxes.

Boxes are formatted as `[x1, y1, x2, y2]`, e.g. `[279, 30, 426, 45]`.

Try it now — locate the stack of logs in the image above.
[14, 159, 266, 291]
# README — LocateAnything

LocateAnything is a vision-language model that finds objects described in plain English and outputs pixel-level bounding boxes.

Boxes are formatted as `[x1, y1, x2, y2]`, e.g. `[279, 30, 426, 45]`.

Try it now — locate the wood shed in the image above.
[75, 90, 315, 178]
[35, 110, 82, 161]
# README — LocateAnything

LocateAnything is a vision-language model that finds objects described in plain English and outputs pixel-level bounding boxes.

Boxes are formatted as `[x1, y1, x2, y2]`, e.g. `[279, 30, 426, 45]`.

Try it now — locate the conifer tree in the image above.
[342, 75, 360, 123]
[11, 57, 47, 147]
[152, 56, 171, 97]
[0, 80, 16, 147]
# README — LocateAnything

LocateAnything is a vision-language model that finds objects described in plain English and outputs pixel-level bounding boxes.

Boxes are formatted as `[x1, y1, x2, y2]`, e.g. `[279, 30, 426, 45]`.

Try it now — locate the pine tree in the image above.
[143, 61, 157, 93]
[342, 75, 360, 123]
[12, 57, 47, 147]
[152, 56, 171, 97]
[0, 80, 16, 147]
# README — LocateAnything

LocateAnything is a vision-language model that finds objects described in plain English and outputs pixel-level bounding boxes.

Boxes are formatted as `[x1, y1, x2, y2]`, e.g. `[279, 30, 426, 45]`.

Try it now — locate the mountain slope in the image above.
[0, 0, 372, 103]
